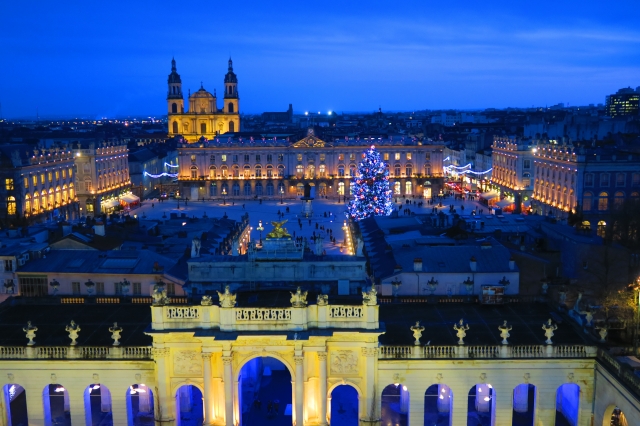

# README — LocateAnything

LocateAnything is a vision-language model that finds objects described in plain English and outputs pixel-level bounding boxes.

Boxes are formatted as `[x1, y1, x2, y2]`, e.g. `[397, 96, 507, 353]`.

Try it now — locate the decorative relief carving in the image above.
[328, 306, 363, 318]
[361, 347, 378, 357]
[222, 356, 233, 366]
[236, 309, 291, 321]
[166, 307, 199, 319]
[152, 348, 170, 358]
[317, 351, 328, 361]
[330, 350, 359, 374]
[201, 352, 213, 360]
[174, 351, 203, 375]
[294, 356, 304, 366]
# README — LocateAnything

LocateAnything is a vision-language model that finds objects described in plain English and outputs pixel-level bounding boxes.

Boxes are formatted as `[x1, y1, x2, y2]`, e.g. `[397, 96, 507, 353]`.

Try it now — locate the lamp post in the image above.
[257, 220, 264, 246]
[279, 186, 284, 204]
[222, 188, 227, 205]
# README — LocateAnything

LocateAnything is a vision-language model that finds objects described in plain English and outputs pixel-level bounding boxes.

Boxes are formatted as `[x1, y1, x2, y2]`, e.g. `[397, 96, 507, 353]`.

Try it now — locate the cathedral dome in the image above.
[190, 85, 214, 99]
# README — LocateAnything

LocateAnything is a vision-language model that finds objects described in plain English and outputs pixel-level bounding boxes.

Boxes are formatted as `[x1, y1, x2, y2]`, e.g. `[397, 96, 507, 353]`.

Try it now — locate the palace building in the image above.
[0, 290, 636, 426]
[167, 58, 240, 141]
[175, 129, 445, 202]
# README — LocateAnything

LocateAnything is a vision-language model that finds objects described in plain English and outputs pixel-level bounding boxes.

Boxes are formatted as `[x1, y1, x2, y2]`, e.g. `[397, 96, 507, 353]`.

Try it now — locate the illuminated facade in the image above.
[167, 58, 240, 141]
[0, 297, 637, 426]
[0, 144, 78, 223]
[72, 139, 132, 215]
[605, 87, 639, 117]
[531, 141, 640, 228]
[490, 136, 535, 212]
[176, 129, 445, 201]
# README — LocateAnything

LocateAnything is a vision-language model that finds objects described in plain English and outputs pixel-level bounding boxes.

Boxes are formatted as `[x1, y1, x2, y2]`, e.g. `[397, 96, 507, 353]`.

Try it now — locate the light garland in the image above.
[164, 162, 179, 168]
[144, 171, 178, 178]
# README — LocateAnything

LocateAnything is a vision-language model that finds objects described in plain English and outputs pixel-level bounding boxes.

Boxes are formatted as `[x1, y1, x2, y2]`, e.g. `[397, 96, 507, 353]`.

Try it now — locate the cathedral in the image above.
[167, 58, 240, 141]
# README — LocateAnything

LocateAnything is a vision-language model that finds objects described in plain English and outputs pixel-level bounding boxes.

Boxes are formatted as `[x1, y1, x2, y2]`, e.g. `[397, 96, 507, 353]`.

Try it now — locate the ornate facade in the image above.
[0, 296, 636, 426]
[167, 58, 240, 141]
[176, 129, 445, 201]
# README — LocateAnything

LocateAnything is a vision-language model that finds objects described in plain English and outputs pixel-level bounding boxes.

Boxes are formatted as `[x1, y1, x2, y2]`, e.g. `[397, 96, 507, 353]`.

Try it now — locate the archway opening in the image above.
[512, 384, 535, 426]
[381, 383, 409, 426]
[329, 385, 358, 426]
[175, 385, 203, 426]
[555, 383, 579, 426]
[43, 384, 71, 426]
[4, 384, 28, 426]
[424, 384, 452, 426]
[610, 407, 627, 426]
[126, 384, 154, 426]
[84, 384, 113, 426]
[467, 383, 495, 426]
[239, 356, 292, 425]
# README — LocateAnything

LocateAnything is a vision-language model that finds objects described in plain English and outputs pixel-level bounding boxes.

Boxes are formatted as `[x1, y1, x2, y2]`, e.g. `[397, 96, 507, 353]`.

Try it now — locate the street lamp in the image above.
[279, 187, 284, 204]
[222, 188, 227, 205]
[257, 220, 264, 246]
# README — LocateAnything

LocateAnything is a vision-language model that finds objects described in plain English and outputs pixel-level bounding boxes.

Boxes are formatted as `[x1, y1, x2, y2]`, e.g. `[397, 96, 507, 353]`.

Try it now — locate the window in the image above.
[266, 165, 273, 178]
[62, 169, 66, 179]
[5, 179, 14, 190]
[229, 122, 235, 132]
[233, 155, 238, 163]
[172, 103, 177, 113]
[349, 153, 356, 161]
[406, 153, 412, 160]
[297, 154, 303, 162]
[338, 167, 345, 177]
[633, 173, 640, 187]
[221, 155, 227, 162]
[255, 165, 262, 178]
[584, 173, 594, 187]
[338, 182, 345, 195]
[243, 165, 251, 178]
[296, 165, 304, 176]
[256, 155, 261, 162]
[616, 173, 626, 187]
[265, 154, 272, 163]
[95, 282, 104, 295]
[166, 282, 175, 295]
[210, 154, 216, 163]
[20, 276, 48, 297]
[55, 171, 59, 180]
[232, 166, 240, 178]
[383, 153, 390, 161]
[84, 180, 92, 192]
[319, 154, 325, 162]
[612, 190, 626, 211]
[319, 164, 326, 176]
[278, 154, 284, 162]
[200, 123, 206, 133]
[244, 154, 250, 162]
[72, 282, 81, 295]
[405, 164, 413, 176]
[190, 166, 198, 179]
[405, 181, 412, 194]
[277, 165, 285, 177]
[394, 165, 401, 177]
[523, 159, 531, 169]
[395, 153, 401, 160]
[133, 282, 142, 295]
[338, 154, 344, 161]
[69, 168, 73, 178]
[32, 175, 37, 186]
[598, 192, 609, 211]
[48, 172, 52, 183]
[394, 181, 401, 194]
[209, 166, 216, 179]
[4, 260, 13, 272]
[191, 154, 197, 164]
[244, 182, 251, 195]
[425, 152, 431, 161]
[40, 174, 45, 184]
[600, 173, 610, 187]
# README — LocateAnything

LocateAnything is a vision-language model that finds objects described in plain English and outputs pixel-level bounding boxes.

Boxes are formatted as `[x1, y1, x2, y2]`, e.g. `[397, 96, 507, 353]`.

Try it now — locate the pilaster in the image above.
[318, 352, 328, 426]
[222, 356, 234, 426]
[295, 355, 305, 426]
[153, 347, 175, 424]
[202, 351, 214, 425]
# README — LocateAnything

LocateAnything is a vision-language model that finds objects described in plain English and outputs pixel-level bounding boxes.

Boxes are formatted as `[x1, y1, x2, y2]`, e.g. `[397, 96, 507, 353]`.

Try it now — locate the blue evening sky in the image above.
[2, 0, 639, 118]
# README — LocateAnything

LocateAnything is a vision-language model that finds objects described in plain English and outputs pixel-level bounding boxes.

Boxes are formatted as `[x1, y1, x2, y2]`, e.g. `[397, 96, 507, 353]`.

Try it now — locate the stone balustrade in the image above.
[0, 346, 152, 360]
[378, 344, 597, 359]
[151, 303, 379, 331]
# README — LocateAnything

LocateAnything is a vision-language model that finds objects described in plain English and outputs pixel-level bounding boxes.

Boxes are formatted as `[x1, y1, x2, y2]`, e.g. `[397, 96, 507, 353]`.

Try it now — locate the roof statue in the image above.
[542, 319, 558, 344]
[109, 322, 123, 346]
[290, 287, 308, 308]
[362, 287, 378, 306]
[266, 220, 292, 239]
[217, 285, 237, 308]
[65, 320, 81, 346]
[23, 321, 37, 346]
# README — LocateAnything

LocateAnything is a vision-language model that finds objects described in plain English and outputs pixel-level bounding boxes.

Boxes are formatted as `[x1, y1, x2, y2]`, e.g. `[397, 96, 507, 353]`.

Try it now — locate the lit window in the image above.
[406, 153, 412, 160]
[395, 153, 400, 160]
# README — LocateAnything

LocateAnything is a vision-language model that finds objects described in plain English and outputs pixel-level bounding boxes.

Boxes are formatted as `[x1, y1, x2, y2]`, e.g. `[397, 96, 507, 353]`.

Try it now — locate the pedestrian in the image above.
[242, 204, 245, 209]
[274, 400, 280, 414]
[152, 203, 154, 208]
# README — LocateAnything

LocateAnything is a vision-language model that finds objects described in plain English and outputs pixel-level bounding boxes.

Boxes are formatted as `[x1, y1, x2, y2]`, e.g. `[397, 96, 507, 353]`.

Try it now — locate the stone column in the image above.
[222, 356, 234, 426]
[153, 347, 175, 424]
[295, 356, 304, 426]
[361, 347, 379, 425]
[318, 352, 328, 425]
[202, 352, 214, 425]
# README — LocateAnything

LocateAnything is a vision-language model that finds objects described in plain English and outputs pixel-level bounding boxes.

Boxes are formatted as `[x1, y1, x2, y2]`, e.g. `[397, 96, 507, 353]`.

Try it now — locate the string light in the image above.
[164, 163, 179, 168]
[144, 171, 178, 178]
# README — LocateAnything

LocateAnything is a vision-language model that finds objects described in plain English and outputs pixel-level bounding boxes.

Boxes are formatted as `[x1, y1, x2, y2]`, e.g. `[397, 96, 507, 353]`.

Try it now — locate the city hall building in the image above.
[0, 294, 636, 426]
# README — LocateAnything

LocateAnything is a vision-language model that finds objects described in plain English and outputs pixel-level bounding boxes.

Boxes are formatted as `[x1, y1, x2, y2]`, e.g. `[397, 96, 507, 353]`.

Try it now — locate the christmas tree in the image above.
[347, 145, 393, 220]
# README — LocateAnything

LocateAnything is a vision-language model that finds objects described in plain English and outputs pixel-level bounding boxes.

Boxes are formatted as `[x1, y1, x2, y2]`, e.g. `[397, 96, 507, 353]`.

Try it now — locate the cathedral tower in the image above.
[223, 58, 239, 116]
[167, 58, 184, 115]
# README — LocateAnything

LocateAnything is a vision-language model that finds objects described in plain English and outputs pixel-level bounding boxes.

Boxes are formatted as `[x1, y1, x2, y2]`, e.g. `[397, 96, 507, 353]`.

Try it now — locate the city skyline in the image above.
[2, 0, 640, 118]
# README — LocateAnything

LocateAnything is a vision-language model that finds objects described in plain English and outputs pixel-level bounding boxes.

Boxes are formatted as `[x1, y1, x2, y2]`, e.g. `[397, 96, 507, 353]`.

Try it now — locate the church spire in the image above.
[228, 57, 233, 71]
[171, 57, 176, 72]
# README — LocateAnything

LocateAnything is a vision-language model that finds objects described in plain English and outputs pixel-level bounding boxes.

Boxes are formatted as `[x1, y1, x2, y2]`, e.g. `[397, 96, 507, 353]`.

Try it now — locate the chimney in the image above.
[93, 222, 105, 237]
[509, 256, 515, 271]
[413, 258, 423, 272]
[470, 256, 477, 272]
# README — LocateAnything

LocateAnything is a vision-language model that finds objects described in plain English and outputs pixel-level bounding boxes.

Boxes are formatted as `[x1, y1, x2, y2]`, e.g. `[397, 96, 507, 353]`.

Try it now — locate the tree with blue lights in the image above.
[347, 145, 393, 221]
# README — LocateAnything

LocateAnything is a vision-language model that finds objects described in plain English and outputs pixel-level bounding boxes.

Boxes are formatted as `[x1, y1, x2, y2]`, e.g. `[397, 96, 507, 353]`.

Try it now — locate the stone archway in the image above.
[327, 382, 361, 426]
